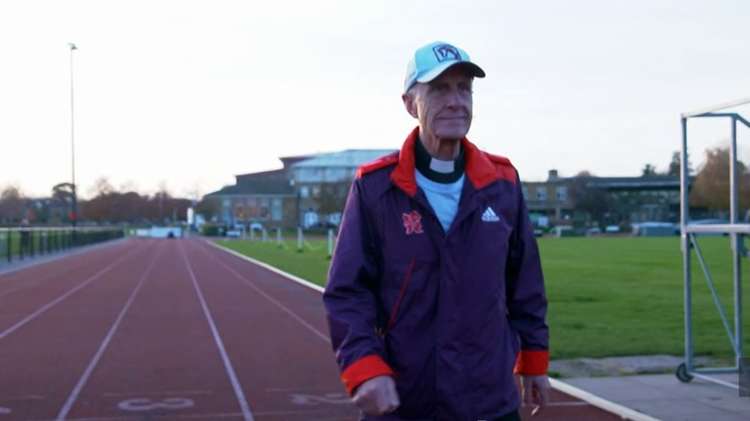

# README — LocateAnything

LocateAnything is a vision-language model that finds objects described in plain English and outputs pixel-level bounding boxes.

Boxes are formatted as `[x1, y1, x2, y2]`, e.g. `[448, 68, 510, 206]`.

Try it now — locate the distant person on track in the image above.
[323, 41, 550, 420]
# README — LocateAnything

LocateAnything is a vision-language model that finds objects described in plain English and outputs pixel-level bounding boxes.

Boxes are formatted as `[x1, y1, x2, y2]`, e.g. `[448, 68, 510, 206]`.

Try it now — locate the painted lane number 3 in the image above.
[118, 398, 194, 411]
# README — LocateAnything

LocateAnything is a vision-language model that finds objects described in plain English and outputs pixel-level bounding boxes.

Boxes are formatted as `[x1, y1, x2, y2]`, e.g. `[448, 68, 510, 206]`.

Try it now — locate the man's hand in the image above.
[520, 374, 550, 416]
[352, 375, 400, 416]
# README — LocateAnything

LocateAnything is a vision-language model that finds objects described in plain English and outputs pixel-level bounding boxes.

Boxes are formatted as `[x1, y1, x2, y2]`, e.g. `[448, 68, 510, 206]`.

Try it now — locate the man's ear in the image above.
[401, 92, 418, 119]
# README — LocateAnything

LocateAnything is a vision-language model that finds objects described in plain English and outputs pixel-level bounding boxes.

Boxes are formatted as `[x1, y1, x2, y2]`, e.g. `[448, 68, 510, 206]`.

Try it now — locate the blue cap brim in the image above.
[416, 61, 486, 84]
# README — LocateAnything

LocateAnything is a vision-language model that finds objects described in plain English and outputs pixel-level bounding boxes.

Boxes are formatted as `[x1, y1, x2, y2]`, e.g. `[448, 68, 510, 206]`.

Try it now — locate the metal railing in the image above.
[0, 226, 124, 264]
[678, 98, 749, 388]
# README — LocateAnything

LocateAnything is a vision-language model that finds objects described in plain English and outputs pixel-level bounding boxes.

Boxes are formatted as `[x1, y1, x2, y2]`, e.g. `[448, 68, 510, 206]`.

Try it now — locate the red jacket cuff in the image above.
[341, 354, 394, 395]
[514, 349, 549, 375]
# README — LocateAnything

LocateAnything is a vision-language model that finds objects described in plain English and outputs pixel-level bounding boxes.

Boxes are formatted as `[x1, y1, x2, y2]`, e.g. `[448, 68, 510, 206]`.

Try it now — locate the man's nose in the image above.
[445, 88, 462, 108]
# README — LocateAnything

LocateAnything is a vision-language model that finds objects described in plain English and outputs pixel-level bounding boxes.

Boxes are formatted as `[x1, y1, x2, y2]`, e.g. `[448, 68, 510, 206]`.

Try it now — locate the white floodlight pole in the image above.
[68, 43, 78, 231]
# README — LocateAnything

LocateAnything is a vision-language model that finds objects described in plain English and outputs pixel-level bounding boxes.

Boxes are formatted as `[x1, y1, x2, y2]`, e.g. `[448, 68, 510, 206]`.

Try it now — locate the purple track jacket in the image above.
[324, 128, 549, 420]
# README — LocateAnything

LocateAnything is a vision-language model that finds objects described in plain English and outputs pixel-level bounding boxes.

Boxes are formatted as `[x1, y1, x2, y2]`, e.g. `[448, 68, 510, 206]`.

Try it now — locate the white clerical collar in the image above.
[429, 158, 455, 173]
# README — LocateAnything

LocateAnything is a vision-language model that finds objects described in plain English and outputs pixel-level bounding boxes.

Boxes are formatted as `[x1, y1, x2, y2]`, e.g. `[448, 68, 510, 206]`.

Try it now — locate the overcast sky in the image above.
[1, 0, 748, 199]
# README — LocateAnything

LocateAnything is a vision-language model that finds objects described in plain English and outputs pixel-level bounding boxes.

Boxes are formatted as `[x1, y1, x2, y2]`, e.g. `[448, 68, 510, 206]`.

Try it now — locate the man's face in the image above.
[404, 67, 474, 141]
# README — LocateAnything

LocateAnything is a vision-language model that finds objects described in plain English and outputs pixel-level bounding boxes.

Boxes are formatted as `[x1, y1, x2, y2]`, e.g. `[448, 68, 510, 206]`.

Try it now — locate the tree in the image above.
[317, 181, 352, 216]
[195, 196, 220, 221]
[0, 185, 27, 224]
[690, 147, 750, 212]
[666, 150, 693, 176]
[569, 171, 611, 227]
[667, 151, 680, 176]
[641, 164, 657, 176]
[52, 182, 75, 203]
[88, 177, 115, 197]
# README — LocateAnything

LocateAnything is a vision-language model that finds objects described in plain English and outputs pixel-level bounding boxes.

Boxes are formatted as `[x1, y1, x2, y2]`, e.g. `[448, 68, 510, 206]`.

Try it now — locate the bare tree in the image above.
[88, 177, 115, 198]
[0, 185, 27, 224]
[569, 171, 610, 227]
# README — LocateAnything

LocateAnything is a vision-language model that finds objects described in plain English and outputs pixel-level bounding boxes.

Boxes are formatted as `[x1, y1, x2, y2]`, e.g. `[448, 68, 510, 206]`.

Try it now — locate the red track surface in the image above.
[0, 238, 627, 420]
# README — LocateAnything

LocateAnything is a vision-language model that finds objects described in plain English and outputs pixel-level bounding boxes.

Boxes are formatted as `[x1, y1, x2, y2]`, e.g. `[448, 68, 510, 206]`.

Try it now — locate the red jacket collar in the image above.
[390, 127, 502, 197]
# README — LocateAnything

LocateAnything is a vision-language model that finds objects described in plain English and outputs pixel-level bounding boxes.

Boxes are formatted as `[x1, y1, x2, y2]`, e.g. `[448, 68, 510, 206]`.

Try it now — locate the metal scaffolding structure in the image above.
[677, 97, 750, 388]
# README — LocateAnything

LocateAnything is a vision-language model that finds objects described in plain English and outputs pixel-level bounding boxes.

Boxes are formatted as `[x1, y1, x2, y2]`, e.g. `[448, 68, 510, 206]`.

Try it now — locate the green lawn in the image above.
[215, 236, 749, 361]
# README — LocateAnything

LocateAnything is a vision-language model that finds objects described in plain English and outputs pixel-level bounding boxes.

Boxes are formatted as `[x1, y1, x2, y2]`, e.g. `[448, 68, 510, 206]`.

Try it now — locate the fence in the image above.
[0, 226, 125, 264]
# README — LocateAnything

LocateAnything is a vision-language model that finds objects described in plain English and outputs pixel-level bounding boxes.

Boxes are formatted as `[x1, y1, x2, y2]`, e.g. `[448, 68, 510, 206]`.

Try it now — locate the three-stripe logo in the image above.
[481, 206, 500, 222]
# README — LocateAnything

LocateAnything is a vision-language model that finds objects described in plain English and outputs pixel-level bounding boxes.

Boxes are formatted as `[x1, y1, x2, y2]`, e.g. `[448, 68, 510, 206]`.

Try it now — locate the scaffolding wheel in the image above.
[676, 363, 693, 383]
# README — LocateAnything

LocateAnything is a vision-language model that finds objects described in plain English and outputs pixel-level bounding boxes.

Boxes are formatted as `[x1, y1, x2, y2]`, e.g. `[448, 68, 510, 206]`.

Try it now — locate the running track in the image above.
[0, 238, 631, 420]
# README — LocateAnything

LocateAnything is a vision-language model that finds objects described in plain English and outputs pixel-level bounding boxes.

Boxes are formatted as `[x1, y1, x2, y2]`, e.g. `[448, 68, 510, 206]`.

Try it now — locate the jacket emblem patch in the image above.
[402, 210, 424, 235]
[481, 206, 501, 222]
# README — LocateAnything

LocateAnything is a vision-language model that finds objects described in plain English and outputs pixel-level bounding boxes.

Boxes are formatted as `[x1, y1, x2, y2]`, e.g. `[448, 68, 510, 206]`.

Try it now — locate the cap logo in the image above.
[432, 44, 461, 62]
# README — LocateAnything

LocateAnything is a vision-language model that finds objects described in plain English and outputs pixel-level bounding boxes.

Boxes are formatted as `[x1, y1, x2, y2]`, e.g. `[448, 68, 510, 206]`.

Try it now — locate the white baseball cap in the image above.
[403, 41, 485, 93]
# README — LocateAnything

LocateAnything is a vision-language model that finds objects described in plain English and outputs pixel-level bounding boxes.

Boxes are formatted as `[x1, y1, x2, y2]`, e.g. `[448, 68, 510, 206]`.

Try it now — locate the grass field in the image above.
[216, 236, 749, 361]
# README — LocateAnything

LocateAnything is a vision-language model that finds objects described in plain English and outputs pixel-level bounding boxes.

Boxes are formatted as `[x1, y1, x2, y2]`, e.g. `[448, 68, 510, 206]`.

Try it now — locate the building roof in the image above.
[234, 169, 287, 180]
[290, 149, 396, 168]
[206, 178, 294, 197]
[585, 175, 687, 190]
[235, 169, 288, 184]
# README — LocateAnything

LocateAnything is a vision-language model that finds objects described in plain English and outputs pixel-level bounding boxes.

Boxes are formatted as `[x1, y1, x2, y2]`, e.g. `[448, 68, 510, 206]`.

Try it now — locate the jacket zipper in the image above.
[386, 257, 416, 332]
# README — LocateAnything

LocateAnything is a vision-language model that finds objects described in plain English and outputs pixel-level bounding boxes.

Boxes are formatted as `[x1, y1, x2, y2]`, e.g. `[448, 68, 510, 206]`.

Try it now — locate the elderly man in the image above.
[324, 41, 550, 421]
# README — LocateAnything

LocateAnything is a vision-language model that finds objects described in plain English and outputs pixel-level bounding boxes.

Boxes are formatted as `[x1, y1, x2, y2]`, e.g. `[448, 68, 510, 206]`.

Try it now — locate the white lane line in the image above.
[56, 243, 163, 420]
[179, 241, 254, 421]
[0, 243, 145, 341]
[549, 378, 660, 421]
[194, 241, 329, 343]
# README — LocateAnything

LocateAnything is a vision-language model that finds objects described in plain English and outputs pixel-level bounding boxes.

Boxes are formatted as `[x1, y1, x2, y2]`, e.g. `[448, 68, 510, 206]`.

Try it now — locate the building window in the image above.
[556, 186, 567, 201]
[522, 186, 529, 199]
[312, 186, 321, 198]
[271, 198, 282, 221]
[536, 188, 547, 201]
[300, 186, 309, 198]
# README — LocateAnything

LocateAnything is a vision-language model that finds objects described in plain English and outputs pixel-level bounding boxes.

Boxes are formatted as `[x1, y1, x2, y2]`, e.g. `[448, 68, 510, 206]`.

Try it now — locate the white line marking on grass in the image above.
[0, 243, 145, 341]
[195, 241, 329, 343]
[179, 241, 254, 421]
[56, 243, 163, 420]
[205, 240, 324, 293]
[0, 406, 10, 414]
[206, 239, 660, 421]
